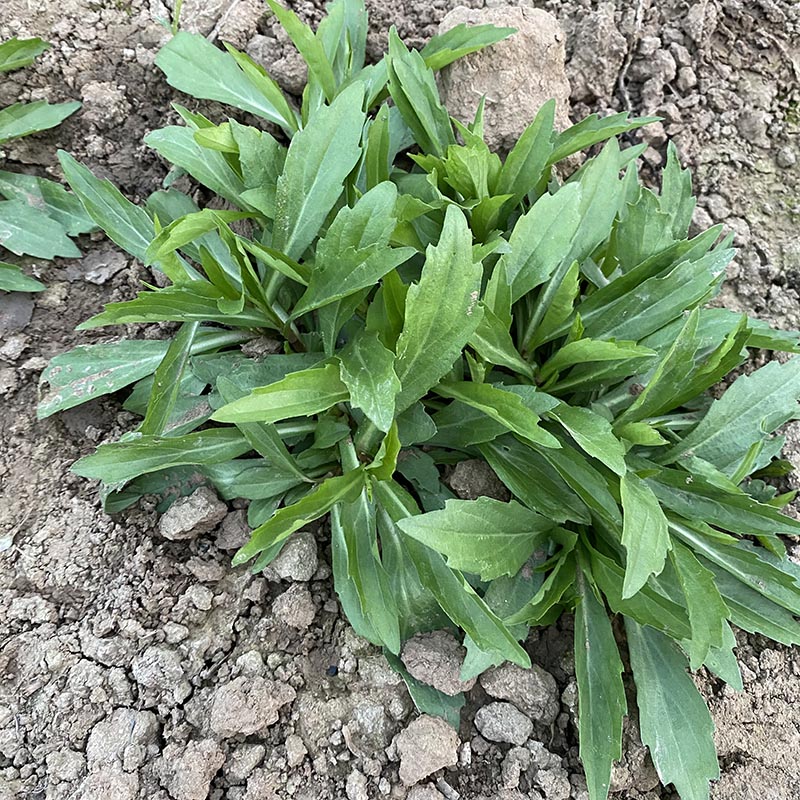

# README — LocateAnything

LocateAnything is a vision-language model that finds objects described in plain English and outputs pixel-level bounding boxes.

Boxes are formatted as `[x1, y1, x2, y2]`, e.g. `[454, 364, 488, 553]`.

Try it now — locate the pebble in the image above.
[400, 630, 476, 696]
[272, 584, 316, 630]
[776, 146, 797, 168]
[474, 702, 533, 746]
[263, 530, 319, 582]
[479, 663, 559, 725]
[395, 715, 460, 786]
[158, 487, 227, 540]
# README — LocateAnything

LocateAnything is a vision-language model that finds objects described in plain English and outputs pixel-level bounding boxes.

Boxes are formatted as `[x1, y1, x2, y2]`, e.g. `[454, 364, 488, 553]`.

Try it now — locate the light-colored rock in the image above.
[475, 702, 533, 745]
[480, 663, 559, 724]
[156, 739, 225, 800]
[158, 487, 227, 540]
[272, 583, 316, 630]
[285, 734, 307, 767]
[448, 459, 509, 501]
[210, 676, 296, 737]
[401, 630, 476, 696]
[86, 708, 160, 771]
[407, 785, 447, 800]
[76, 766, 139, 800]
[346, 768, 369, 800]
[225, 743, 265, 783]
[395, 714, 460, 786]
[263, 530, 318, 581]
[568, 3, 627, 102]
[437, 5, 571, 152]
[131, 645, 191, 704]
[343, 703, 392, 757]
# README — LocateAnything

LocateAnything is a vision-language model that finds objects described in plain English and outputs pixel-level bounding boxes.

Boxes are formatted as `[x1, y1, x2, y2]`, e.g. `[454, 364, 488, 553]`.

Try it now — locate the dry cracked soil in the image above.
[1, 1, 799, 799]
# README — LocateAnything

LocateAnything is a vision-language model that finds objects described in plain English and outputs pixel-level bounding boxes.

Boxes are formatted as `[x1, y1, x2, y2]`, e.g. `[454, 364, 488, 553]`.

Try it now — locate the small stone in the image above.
[407, 785, 446, 800]
[132, 646, 190, 703]
[346, 769, 369, 800]
[285, 734, 307, 767]
[0, 367, 18, 397]
[263, 529, 318, 581]
[568, 3, 627, 102]
[157, 739, 225, 800]
[8, 595, 58, 624]
[77, 766, 139, 800]
[736, 109, 770, 148]
[437, 6, 571, 152]
[534, 767, 572, 800]
[449, 459, 509, 501]
[343, 703, 392, 757]
[216, 509, 250, 550]
[676, 66, 697, 92]
[776, 146, 797, 168]
[501, 745, 531, 789]
[225, 744, 265, 783]
[80, 81, 131, 126]
[86, 708, 160, 770]
[210, 676, 296, 737]
[0, 333, 28, 361]
[480, 663, 559, 725]
[159, 487, 227, 540]
[401, 630, 476, 696]
[474, 702, 533, 746]
[272, 583, 316, 629]
[46, 750, 86, 783]
[395, 715, 459, 786]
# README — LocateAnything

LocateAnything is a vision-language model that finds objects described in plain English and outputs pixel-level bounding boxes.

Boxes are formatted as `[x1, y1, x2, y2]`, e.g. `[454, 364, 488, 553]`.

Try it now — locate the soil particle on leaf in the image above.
[447, 458, 510, 501]
[400, 629, 477, 696]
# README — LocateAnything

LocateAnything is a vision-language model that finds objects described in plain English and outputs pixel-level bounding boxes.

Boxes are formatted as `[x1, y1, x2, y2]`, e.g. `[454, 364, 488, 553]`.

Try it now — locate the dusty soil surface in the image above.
[1, 1, 799, 799]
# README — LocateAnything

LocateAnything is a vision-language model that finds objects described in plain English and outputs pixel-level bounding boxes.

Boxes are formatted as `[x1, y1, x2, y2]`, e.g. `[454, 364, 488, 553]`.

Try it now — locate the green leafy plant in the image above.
[0, 36, 93, 292]
[39, 2, 800, 798]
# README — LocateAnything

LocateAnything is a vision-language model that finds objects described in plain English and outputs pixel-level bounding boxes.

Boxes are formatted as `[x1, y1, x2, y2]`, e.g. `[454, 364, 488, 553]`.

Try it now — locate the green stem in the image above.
[354, 419, 383, 458]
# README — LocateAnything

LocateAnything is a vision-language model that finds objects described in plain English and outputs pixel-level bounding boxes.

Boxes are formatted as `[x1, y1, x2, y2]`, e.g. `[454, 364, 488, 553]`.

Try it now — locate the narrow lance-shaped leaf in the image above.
[0, 37, 50, 73]
[0, 100, 80, 144]
[394, 204, 483, 412]
[233, 468, 366, 566]
[620, 472, 671, 598]
[548, 404, 627, 476]
[0, 200, 79, 259]
[397, 497, 556, 581]
[626, 618, 720, 800]
[419, 23, 515, 71]
[574, 567, 626, 800]
[212, 363, 350, 424]
[272, 81, 366, 260]
[0, 261, 46, 293]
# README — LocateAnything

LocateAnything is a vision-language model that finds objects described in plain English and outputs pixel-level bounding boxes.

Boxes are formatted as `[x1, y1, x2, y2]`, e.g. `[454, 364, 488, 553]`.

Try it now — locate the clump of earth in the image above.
[1, 1, 798, 799]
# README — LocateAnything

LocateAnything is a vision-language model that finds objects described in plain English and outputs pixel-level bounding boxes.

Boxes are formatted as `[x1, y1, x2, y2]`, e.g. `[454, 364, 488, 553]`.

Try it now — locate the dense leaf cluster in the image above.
[39, 3, 800, 799]
[0, 37, 92, 291]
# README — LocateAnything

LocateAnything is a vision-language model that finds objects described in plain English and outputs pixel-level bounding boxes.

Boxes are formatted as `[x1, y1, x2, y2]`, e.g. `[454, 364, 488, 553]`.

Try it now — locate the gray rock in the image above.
[131, 645, 191, 704]
[407, 785, 447, 800]
[501, 745, 531, 789]
[46, 749, 86, 783]
[448, 460, 509, 502]
[737, 109, 771, 148]
[86, 708, 160, 771]
[400, 630, 476, 696]
[272, 583, 316, 630]
[346, 768, 369, 800]
[480, 663, 559, 725]
[158, 487, 227, 540]
[475, 701, 533, 745]
[215, 509, 250, 550]
[343, 703, 392, 757]
[568, 3, 627, 102]
[534, 767, 572, 800]
[156, 739, 225, 800]
[225, 743, 265, 783]
[263, 530, 318, 581]
[395, 714, 460, 786]
[210, 676, 296, 737]
[76, 766, 139, 800]
[285, 734, 307, 768]
[776, 146, 797, 168]
[437, 6, 571, 153]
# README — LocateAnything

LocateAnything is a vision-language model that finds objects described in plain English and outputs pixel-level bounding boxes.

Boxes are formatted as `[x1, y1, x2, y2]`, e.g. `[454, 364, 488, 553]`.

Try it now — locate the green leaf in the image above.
[375, 480, 530, 667]
[434, 381, 559, 449]
[386, 29, 454, 157]
[0, 37, 49, 73]
[38, 330, 247, 418]
[0, 170, 95, 236]
[272, 82, 366, 260]
[140, 322, 199, 435]
[540, 339, 655, 384]
[0, 260, 45, 292]
[469, 304, 535, 379]
[293, 182, 414, 316]
[154, 32, 297, 132]
[204, 458, 305, 501]
[394, 205, 482, 412]
[145, 126, 248, 208]
[72, 428, 252, 486]
[266, 0, 337, 102]
[479, 436, 590, 524]
[0, 200, 79, 258]
[620, 472, 671, 598]
[384, 651, 465, 729]
[549, 112, 658, 165]
[338, 330, 400, 433]
[664, 358, 800, 474]
[670, 541, 728, 670]
[549, 404, 627, 476]
[574, 567, 626, 800]
[234, 468, 365, 566]
[397, 497, 555, 581]
[420, 23, 515, 71]
[496, 100, 554, 206]
[0, 100, 80, 144]
[497, 183, 582, 302]
[626, 619, 719, 800]
[212, 363, 349, 424]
